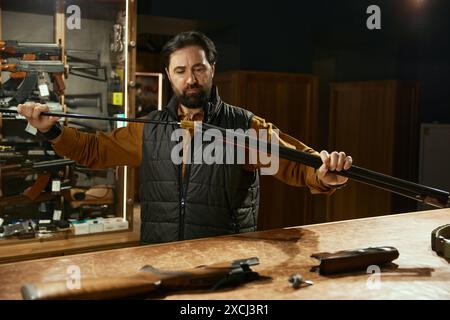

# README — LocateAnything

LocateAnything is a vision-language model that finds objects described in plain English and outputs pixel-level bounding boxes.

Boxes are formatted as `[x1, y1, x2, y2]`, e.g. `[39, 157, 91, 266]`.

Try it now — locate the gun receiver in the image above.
[21, 257, 260, 300]
[0, 40, 66, 106]
[1, 41, 106, 81]
[0, 41, 61, 58]
[1, 59, 65, 73]
[1, 59, 66, 105]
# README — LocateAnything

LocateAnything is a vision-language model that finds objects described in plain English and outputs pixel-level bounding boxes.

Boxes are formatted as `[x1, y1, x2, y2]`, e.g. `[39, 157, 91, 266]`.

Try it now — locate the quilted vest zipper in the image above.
[178, 133, 195, 241]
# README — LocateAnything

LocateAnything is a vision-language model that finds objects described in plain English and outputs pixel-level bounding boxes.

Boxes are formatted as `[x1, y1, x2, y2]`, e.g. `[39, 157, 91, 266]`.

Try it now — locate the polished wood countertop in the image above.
[0, 208, 449, 300]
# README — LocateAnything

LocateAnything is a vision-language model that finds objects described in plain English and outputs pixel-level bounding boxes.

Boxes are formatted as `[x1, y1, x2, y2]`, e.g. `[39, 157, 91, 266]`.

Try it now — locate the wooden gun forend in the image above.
[423, 195, 450, 209]
[20, 274, 163, 300]
[20, 257, 260, 300]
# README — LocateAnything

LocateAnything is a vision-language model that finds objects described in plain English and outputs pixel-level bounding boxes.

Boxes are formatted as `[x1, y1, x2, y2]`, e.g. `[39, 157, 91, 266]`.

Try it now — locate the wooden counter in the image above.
[0, 208, 449, 300]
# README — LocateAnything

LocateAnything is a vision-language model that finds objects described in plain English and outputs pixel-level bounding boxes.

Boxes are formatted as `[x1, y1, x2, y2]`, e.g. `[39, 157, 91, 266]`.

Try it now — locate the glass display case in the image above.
[0, 0, 139, 261]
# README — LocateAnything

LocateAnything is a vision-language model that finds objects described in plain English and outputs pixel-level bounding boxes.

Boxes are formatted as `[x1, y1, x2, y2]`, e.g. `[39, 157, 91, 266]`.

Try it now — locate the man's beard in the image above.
[175, 84, 211, 109]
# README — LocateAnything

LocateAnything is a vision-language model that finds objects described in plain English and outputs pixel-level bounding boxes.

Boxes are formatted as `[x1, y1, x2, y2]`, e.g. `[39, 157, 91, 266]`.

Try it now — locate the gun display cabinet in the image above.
[0, 0, 140, 263]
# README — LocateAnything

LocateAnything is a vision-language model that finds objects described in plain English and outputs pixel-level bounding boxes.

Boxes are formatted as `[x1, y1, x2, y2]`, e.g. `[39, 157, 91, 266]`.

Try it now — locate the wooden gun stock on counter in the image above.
[20, 257, 260, 300]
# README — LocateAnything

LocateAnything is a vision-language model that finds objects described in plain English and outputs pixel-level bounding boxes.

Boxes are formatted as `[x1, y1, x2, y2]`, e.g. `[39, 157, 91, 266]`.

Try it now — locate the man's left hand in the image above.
[317, 150, 353, 187]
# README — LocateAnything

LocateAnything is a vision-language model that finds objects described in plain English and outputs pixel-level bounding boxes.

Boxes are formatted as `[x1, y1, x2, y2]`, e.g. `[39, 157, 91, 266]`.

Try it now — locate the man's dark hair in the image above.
[161, 31, 217, 68]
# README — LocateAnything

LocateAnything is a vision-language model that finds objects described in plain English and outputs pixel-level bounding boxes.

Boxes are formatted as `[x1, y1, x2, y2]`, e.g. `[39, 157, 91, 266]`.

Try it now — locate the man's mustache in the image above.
[183, 84, 203, 93]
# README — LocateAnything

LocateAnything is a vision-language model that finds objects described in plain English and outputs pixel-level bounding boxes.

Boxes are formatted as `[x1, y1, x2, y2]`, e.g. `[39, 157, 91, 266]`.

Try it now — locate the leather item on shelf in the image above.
[69, 184, 114, 208]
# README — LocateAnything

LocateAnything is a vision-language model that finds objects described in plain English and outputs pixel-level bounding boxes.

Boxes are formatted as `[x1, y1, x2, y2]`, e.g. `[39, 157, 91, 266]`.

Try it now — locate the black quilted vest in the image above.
[139, 87, 260, 244]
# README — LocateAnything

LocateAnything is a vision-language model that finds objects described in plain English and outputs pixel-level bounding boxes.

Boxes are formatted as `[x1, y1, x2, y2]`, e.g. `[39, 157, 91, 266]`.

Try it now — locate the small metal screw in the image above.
[129, 41, 136, 48]
[289, 273, 314, 289]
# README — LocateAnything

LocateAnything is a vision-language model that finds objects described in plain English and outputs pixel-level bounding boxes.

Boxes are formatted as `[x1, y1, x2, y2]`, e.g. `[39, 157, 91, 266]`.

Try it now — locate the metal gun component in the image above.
[0, 40, 61, 58]
[288, 273, 313, 289]
[2, 59, 65, 73]
[431, 224, 450, 259]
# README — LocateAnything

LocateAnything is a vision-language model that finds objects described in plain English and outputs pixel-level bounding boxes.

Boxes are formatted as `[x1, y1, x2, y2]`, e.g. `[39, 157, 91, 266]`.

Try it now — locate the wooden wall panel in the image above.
[215, 71, 321, 230]
[327, 80, 419, 221]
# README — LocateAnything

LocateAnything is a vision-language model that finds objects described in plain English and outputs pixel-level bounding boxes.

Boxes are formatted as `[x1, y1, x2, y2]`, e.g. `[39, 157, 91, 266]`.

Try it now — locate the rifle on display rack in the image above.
[0, 145, 24, 162]
[0, 59, 66, 106]
[0, 41, 65, 108]
[0, 40, 61, 59]
[0, 40, 107, 110]
[0, 156, 116, 222]
[0, 157, 75, 174]
[0, 40, 107, 81]
[65, 49, 107, 82]
[0, 158, 75, 212]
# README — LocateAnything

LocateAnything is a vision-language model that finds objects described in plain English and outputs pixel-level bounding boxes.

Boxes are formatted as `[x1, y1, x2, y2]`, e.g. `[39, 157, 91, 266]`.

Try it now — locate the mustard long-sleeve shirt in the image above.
[52, 108, 334, 195]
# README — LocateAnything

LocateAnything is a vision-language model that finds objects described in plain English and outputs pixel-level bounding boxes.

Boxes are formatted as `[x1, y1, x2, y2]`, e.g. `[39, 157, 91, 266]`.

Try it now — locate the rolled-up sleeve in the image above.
[51, 122, 143, 169]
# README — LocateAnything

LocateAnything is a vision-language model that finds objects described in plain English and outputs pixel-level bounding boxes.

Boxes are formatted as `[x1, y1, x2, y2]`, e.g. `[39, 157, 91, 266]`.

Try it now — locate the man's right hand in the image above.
[17, 103, 60, 133]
